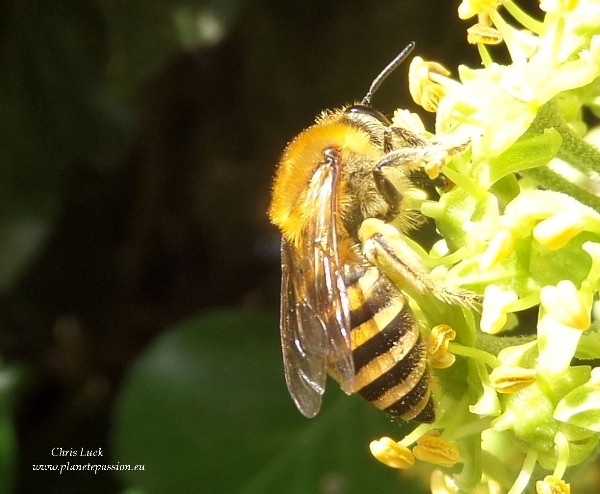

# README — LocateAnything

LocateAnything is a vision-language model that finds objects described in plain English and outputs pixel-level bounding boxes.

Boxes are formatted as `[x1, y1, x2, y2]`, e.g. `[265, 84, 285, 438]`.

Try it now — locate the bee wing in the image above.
[279, 164, 354, 418]
[280, 239, 328, 417]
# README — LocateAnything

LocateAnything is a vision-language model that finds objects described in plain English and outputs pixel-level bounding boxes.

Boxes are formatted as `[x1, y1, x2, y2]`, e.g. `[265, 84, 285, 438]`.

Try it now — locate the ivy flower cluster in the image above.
[370, 1, 600, 493]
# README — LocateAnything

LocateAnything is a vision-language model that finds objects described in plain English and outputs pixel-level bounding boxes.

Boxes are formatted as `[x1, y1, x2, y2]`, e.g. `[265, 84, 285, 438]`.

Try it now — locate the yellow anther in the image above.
[408, 57, 450, 110]
[431, 469, 459, 494]
[427, 324, 456, 369]
[489, 365, 536, 393]
[421, 84, 446, 113]
[413, 434, 460, 467]
[458, 0, 502, 19]
[467, 23, 503, 45]
[480, 230, 515, 269]
[369, 437, 415, 469]
[481, 285, 519, 334]
[536, 475, 570, 494]
[533, 212, 586, 250]
[540, 280, 591, 330]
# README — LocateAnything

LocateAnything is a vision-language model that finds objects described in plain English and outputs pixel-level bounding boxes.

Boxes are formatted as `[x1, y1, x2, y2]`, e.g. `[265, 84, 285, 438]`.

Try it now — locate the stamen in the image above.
[369, 437, 415, 469]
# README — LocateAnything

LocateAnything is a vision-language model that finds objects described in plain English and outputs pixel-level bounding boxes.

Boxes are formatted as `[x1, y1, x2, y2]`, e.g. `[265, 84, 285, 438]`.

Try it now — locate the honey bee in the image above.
[268, 43, 478, 423]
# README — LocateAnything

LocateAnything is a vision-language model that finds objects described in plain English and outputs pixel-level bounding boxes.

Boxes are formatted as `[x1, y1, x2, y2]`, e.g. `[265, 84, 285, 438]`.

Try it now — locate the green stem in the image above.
[439, 391, 473, 440]
[448, 416, 492, 441]
[503, 0, 545, 35]
[507, 449, 538, 494]
[553, 431, 569, 479]
[398, 423, 431, 447]
[448, 343, 501, 369]
[489, 10, 527, 66]
[477, 43, 493, 68]
[530, 100, 600, 177]
[521, 166, 600, 212]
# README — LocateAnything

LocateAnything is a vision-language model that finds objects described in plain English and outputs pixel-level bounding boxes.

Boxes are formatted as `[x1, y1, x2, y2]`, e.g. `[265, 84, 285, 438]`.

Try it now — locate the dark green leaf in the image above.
[112, 310, 428, 494]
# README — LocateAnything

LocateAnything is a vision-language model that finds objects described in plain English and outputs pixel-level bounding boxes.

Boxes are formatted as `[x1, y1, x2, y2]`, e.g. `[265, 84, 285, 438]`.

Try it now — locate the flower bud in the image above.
[533, 212, 585, 250]
[480, 230, 515, 269]
[540, 280, 591, 330]
[481, 285, 519, 334]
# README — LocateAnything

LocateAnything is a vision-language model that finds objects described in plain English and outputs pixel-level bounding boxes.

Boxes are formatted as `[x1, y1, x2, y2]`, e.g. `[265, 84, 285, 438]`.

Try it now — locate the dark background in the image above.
[0, 0, 522, 493]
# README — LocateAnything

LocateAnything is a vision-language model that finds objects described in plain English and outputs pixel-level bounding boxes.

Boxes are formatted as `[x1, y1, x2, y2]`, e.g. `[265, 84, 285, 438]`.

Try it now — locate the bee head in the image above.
[344, 105, 391, 126]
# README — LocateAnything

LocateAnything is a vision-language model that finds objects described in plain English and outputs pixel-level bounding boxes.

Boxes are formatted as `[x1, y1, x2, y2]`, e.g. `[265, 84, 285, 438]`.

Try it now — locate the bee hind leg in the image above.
[358, 217, 482, 307]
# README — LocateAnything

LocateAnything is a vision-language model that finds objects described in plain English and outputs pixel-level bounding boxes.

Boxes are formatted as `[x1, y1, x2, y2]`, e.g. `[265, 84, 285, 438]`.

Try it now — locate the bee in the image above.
[268, 43, 478, 423]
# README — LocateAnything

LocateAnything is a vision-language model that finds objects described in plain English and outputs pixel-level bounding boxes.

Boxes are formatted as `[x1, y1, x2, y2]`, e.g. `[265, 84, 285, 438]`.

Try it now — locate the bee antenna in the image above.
[361, 41, 415, 107]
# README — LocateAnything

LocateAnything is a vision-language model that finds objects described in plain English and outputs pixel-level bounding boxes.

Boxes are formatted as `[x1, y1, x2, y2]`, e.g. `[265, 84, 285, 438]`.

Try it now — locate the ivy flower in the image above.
[409, 0, 600, 163]
[368, 1, 600, 493]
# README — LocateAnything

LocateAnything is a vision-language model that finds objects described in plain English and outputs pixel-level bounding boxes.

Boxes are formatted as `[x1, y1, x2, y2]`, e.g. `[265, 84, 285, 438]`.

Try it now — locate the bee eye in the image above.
[345, 105, 391, 126]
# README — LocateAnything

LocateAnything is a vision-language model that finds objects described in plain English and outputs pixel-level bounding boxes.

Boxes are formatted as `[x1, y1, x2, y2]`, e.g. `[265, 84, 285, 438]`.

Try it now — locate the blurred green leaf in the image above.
[100, 0, 245, 97]
[112, 310, 428, 494]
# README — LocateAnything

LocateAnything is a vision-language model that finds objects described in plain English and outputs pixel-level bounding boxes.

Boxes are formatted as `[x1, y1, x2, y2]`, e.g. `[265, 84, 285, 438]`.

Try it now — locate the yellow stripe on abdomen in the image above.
[345, 265, 434, 424]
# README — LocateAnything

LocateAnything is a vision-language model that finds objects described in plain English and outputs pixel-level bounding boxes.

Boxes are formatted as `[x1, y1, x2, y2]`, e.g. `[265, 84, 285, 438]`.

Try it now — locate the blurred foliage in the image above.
[0, 0, 244, 293]
[0, 361, 17, 494]
[0, 0, 484, 492]
[113, 311, 427, 493]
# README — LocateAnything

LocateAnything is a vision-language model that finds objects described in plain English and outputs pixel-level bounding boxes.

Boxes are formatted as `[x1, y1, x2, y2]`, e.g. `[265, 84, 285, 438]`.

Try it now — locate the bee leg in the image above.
[372, 167, 401, 221]
[382, 126, 427, 154]
[372, 146, 436, 222]
[387, 126, 428, 149]
[373, 140, 470, 222]
[358, 217, 482, 307]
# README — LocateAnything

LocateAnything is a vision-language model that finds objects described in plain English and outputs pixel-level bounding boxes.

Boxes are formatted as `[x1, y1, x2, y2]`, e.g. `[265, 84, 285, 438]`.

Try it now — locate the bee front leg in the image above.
[375, 137, 469, 191]
[387, 125, 428, 149]
[358, 217, 482, 307]
[372, 147, 431, 221]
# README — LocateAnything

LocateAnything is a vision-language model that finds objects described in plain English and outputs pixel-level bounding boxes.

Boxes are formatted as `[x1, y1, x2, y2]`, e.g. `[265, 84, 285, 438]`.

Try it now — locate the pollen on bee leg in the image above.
[536, 475, 570, 494]
[427, 324, 456, 369]
[423, 151, 451, 180]
[489, 365, 536, 393]
[358, 217, 398, 244]
[413, 433, 460, 467]
[369, 437, 415, 469]
[430, 469, 459, 494]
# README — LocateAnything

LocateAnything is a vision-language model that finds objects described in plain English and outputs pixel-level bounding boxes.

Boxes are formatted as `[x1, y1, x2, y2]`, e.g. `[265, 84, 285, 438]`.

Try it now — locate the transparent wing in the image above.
[280, 239, 328, 417]
[279, 163, 354, 418]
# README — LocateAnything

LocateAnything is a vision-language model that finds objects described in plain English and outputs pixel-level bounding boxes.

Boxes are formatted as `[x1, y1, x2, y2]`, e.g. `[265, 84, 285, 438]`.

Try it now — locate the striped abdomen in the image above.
[346, 265, 435, 423]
